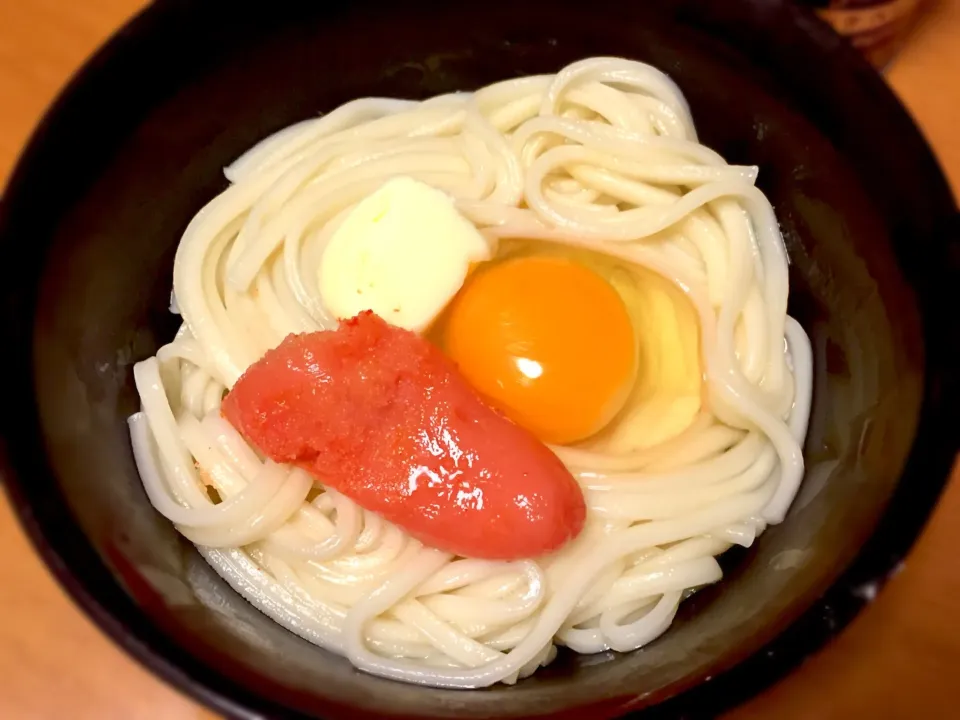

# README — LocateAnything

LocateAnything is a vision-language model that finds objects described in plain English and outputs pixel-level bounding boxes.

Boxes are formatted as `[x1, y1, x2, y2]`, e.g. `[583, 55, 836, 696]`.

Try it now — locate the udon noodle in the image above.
[129, 57, 813, 688]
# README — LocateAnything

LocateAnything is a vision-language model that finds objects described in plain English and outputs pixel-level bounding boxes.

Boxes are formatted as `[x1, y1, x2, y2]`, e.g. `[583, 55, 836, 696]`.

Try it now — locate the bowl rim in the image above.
[1, 1, 958, 718]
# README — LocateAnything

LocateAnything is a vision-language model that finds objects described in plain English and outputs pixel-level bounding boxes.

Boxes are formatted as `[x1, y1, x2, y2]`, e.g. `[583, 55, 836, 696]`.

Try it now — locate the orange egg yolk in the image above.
[441, 255, 637, 445]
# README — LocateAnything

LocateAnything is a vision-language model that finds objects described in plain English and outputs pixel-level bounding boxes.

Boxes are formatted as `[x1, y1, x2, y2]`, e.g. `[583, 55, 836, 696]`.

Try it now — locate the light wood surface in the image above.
[1, 1, 958, 718]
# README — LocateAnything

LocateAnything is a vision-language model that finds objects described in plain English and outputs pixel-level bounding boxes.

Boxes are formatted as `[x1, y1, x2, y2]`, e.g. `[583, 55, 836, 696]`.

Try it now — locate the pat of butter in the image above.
[319, 177, 491, 332]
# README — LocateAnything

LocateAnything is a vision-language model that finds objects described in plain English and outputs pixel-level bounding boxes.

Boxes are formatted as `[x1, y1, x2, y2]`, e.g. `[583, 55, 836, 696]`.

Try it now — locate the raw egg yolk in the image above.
[441, 255, 637, 445]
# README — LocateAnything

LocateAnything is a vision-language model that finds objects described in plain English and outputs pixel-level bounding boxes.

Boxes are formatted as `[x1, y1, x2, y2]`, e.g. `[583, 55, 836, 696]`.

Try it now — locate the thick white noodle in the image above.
[130, 57, 813, 688]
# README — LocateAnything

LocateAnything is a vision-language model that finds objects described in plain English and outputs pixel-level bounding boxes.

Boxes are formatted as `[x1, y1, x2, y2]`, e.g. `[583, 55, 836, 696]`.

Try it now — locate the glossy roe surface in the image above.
[221, 312, 586, 560]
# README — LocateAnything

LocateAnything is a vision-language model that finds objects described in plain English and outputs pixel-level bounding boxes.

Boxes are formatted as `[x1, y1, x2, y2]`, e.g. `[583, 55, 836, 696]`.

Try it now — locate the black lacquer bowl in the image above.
[1, 1, 957, 718]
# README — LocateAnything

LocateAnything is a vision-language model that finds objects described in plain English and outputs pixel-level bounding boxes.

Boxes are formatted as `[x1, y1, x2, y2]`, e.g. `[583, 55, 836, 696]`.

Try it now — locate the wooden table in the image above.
[1, 2, 958, 718]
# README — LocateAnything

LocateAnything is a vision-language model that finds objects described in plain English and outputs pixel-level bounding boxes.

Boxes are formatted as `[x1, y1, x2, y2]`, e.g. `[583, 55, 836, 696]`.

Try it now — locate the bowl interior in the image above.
[2, 1, 956, 719]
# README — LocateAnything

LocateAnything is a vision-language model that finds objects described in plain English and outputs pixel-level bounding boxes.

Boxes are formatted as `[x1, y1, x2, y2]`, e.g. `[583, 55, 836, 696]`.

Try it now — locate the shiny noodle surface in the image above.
[130, 57, 813, 688]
